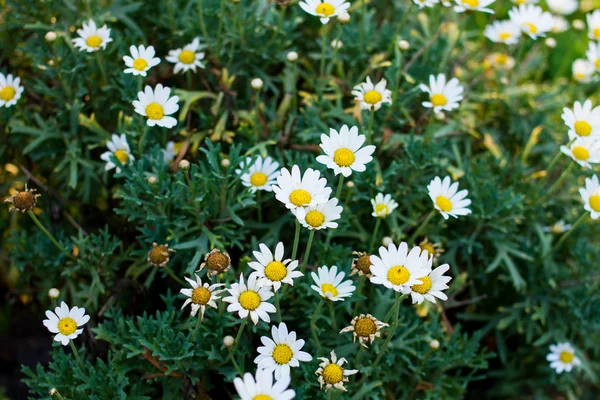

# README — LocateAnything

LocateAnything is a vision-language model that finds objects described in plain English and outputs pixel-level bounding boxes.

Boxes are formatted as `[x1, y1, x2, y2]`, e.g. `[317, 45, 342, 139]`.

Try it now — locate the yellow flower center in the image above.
[322, 363, 344, 384]
[435, 195, 453, 212]
[178, 50, 196, 64]
[133, 58, 149, 71]
[57, 317, 77, 336]
[191, 286, 211, 305]
[375, 203, 388, 215]
[363, 90, 382, 105]
[387, 265, 410, 285]
[0, 86, 16, 101]
[571, 146, 589, 161]
[239, 290, 261, 311]
[594, 28, 600, 38]
[524, 23, 537, 34]
[515, 0, 525, 4]
[595, 58, 600, 69]
[462, 0, 479, 7]
[354, 317, 377, 337]
[321, 283, 339, 297]
[575, 72, 585, 80]
[354, 255, 372, 274]
[420, 243, 435, 257]
[305, 210, 325, 228]
[148, 245, 169, 265]
[289, 189, 312, 207]
[252, 396, 272, 400]
[272, 344, 293, 364]
[499, 32, 511, 40]
[264, 261, 287, 281]
[574, 120, 592, 137]
[589, 195, 600, 212]
[333, 148, 356, 167]
[13, 191, 36, 210]
[146, 103, 165, 120]
[114, 149, 129, 163]
[85, 35, 102, 48]
[206, 251, 230, 272]
[315, 2, 335, 16]
[430, 94, 447, 107]
[495, 54, 509, 65]
[250, 172, 268, 187]
[411, 276, 432, 294]
[559, 351, 574, 363]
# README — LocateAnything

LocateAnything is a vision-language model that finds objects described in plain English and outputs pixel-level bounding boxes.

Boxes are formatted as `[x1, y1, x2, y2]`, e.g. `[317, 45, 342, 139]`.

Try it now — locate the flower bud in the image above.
[286, 51, 298, 62]
[572, 19, 585, 30]
[251, 78, 264, 90]
[398, 40, 410, 50]
[178, 160, 190, 170]
[147, 175, 157, 185]
[429, 339, 440, 350]
[337, 12, 350, 24]
[382, 236, 393, 247]
[221, 158, 231, 168]
[223, 335, 234, 347]
[45, 31, 57, 42]
[48, 288, 60, 299]
[331, 39, 343, 49]
[346, 181, 355, 189]
[544, 38, 557, 48]
[49, 388, 57, 396]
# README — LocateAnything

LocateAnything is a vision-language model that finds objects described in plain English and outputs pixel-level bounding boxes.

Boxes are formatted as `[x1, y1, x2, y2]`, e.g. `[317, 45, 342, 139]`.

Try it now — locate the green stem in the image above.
[254, 90, 262, 142]
[310, 300, 325, 354]
[138, 125, 149, 155]
[95, 53, 107, 86]
[302, 230, 316, 268]
[163, 264, 185, 286]
[328, 301, 337, 330]
[552, 212, 587, 252]
[544, 151, 563, 177]
[69, 341, 85, 370]
[229, 347, 244, 375]
[408, 211, 435, 244]
[368, 218, 382, 252]
[367, 109, 376, 144]
[352, 276, 366, 316]
[291, 219, 301, 260]
[318, 26, 329, 101]
[360, 0, 366, 53]
[227, 318, 248, 373]
[544, 163, 574, 201]
[191, 315, 203, 341]
[274, 290, 282, 323]
[291, 62, 298, 115]
[335, 174, 345, 201]
[371, 293, 407, 372]
[216, 0, 226, 56]
[197, 0, 209, 40]
[51, 389, 66, 400]
[355, 346, 365, 368]
[27, 211, 73, 259]
[257, 191, 263, 224]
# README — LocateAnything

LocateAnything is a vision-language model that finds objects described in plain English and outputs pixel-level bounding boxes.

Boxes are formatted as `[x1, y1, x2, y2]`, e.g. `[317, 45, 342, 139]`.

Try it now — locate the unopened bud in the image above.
[251, 78, 264, 90]
[382, 236, 393, 247]
[398, 40, 410, 50]
[45, 31, 57, 42]
[337, 12, 350, 24]
[221, 158, 231, 168]
[429, 339, 440, 349]
[48, 288, 60, 299]
[147, 175, 157, 185]
[223, 335, 234, 347]
[178, 160, 190, 170]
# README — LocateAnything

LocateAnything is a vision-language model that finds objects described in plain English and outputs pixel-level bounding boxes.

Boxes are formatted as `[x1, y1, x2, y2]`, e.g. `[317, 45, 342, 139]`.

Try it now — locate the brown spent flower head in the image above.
[198, 249, 231, 278]
[350, 251, 373, 277]
[147, 243, 175, 267]
[5, 187, 41, 213]
[418, 237, 445, 263]
[339, 314, 389, 348]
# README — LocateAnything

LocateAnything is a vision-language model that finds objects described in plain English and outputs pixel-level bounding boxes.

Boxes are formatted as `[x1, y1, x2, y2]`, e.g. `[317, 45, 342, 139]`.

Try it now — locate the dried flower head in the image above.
[5, 187, 41, 213]
[339, 314, 389, 348]
[198, 249, 231, 278]
[315, 350, 358, 392]
[350, 251, 373, 277]
[147, 243, 175, 267]
[418, 237, 445, 263]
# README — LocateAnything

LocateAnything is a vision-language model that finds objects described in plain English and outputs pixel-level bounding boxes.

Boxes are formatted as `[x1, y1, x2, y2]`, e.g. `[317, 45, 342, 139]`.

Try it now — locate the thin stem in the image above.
[543, 163, 574, 201]
[227, 318, 248, 373]
[552, 212, 587, 252]
[310, 300, 325, 354]
[328, 300, 338, 330]
[360, 0, 366, 53]
[95, 53, 107, 86]
[327, 389, 333, 400]
[318, 26, 329, 102]
[302, 230, 316, 268]
[27, 211, 73, 259]
[367, 109, 376, 144]
[368, 218, 382, 252]
[274, 290, 282, 323]
[370, 293, 408, 372]
[229, 347, 244, 375]
[355, 346, 365, 368]
[544, 151, 563, 177]
[69, 341, 85, 370]
[335, 174, 345, 201]
[254, 89, 262, 142]
[291, 62, 298, 115]
[191, 315, 203, 341]
[291, 219, 301, 260]
[197, 0, 209, 40]
[408, 211, 435, 244]
[51, 389, 66, 400]
[216, 0, 226, 55]
[163, 264, 186, 286]
[257, 191, 263, 224]
[352, 276, 366, 316]
[138, 125, 149, 155]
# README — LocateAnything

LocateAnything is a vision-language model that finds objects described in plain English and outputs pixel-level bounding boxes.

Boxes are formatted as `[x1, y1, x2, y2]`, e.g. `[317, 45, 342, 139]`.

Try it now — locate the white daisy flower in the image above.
[100, 133, 134, 173]
[547, 0, 578, 15]
[419, 74, 464, 113]
[512, 0, 538, 5]
[315, 350, 359, 392]
[162, 141, 176, 163]
[427, 176, 472, 219]
[409, 264, 452, 305]
[296, 198, 343, 230]
[316, 125, 376, 177]
[254, 322, 313, 380]
[0, 73, 24, 108]
[588, 10, 600, 40]
[42, 302, 90, 346]
[586, 41, 600, 73]
[369, 242, 431, 293]
[543, 220, 572, 234]
[233, 369, 295, 400]
[413, 0, 439, 8]
[485, 53, 516, 70]
[572, 59, 595, 83]
[298, 0, 351, 24]
[508, 5, 554, 39]
[165, 38, 206, 74]
[223, 274, 276, 325]
[248, 242, 303, 291]
[453, 0, 496, 14]
[236, 156, 280, 193]
[546, 343, 581, 373]
[579, 175, 600, 219]
[371, 193, 398, 218]
[484, 20, 522, 45]
[180, 275, 225, 319]
[133, 84, 179, 128]
[552, 16, 570, 33]
[71, 19, 112, 52]
[310, 265, 355, 301]
[123, 45, 160, 76]
[272, 165, 332, 210]
[351, 77, 393, 112]
[560, 137, 600, 169]
[561, 100, 600, 139]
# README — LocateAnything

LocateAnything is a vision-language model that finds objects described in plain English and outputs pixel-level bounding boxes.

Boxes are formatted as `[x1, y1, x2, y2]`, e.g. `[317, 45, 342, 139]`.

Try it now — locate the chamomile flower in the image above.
[296, 198, 343, 230]
[546, 343, 581, 373]
[42, 302, 90, 346]
[572, 59, 595, 83]
[427, 176, 472, 219]
[180, 275, 225, 319]
[552, 16, 570, 33]
[484, 21, 522, 45]
[352, 77, 392, 111]
[543, 220, 572, 234]
[133, 84, 179, 128]
[453, 0, 496, 14]
[272, 165, 332, 211]
[123, 45, 160, 76]
[162, 141, 176, 163]
[560, 137, 600, 168]
[409, 264, 452, 305]
[588, 10, 600, 40]
[579, 175, 600, 219]
[165, 38, 206, 74]
[561, 100, 600, 139]
[316, 125, 376, 177]
[586, 41, 600, 72]
[508, 5, 554, 39]
[72, 20, 112, 52]
[485, 53, 516, 70]
[299, 0, 351, 24]
[147, 243, 175, 267]
[419, 74, 464, 113]
[413, 0, 439, 8]
[512, 0, 538, 4]
[315, 350, 359, 392]
[254, 322, 313, 379]
[339, 314, 389, 348]
[371, 193, 398, 218]
[369, 242, 430, 293]
[547, 0, 578, 15]
[248, 242, 303, 291]
[100, 134, 134, 173]
[350, 251, 373, 277]
[0, 73, 24, 108]
[234, 369, 295, 400]
[418, 237, 445, 263]
[198, 249, 231, 278]
[311, 265, 355, 301]
[236, 156, 280, 193]
[223, 274, 276, 325]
